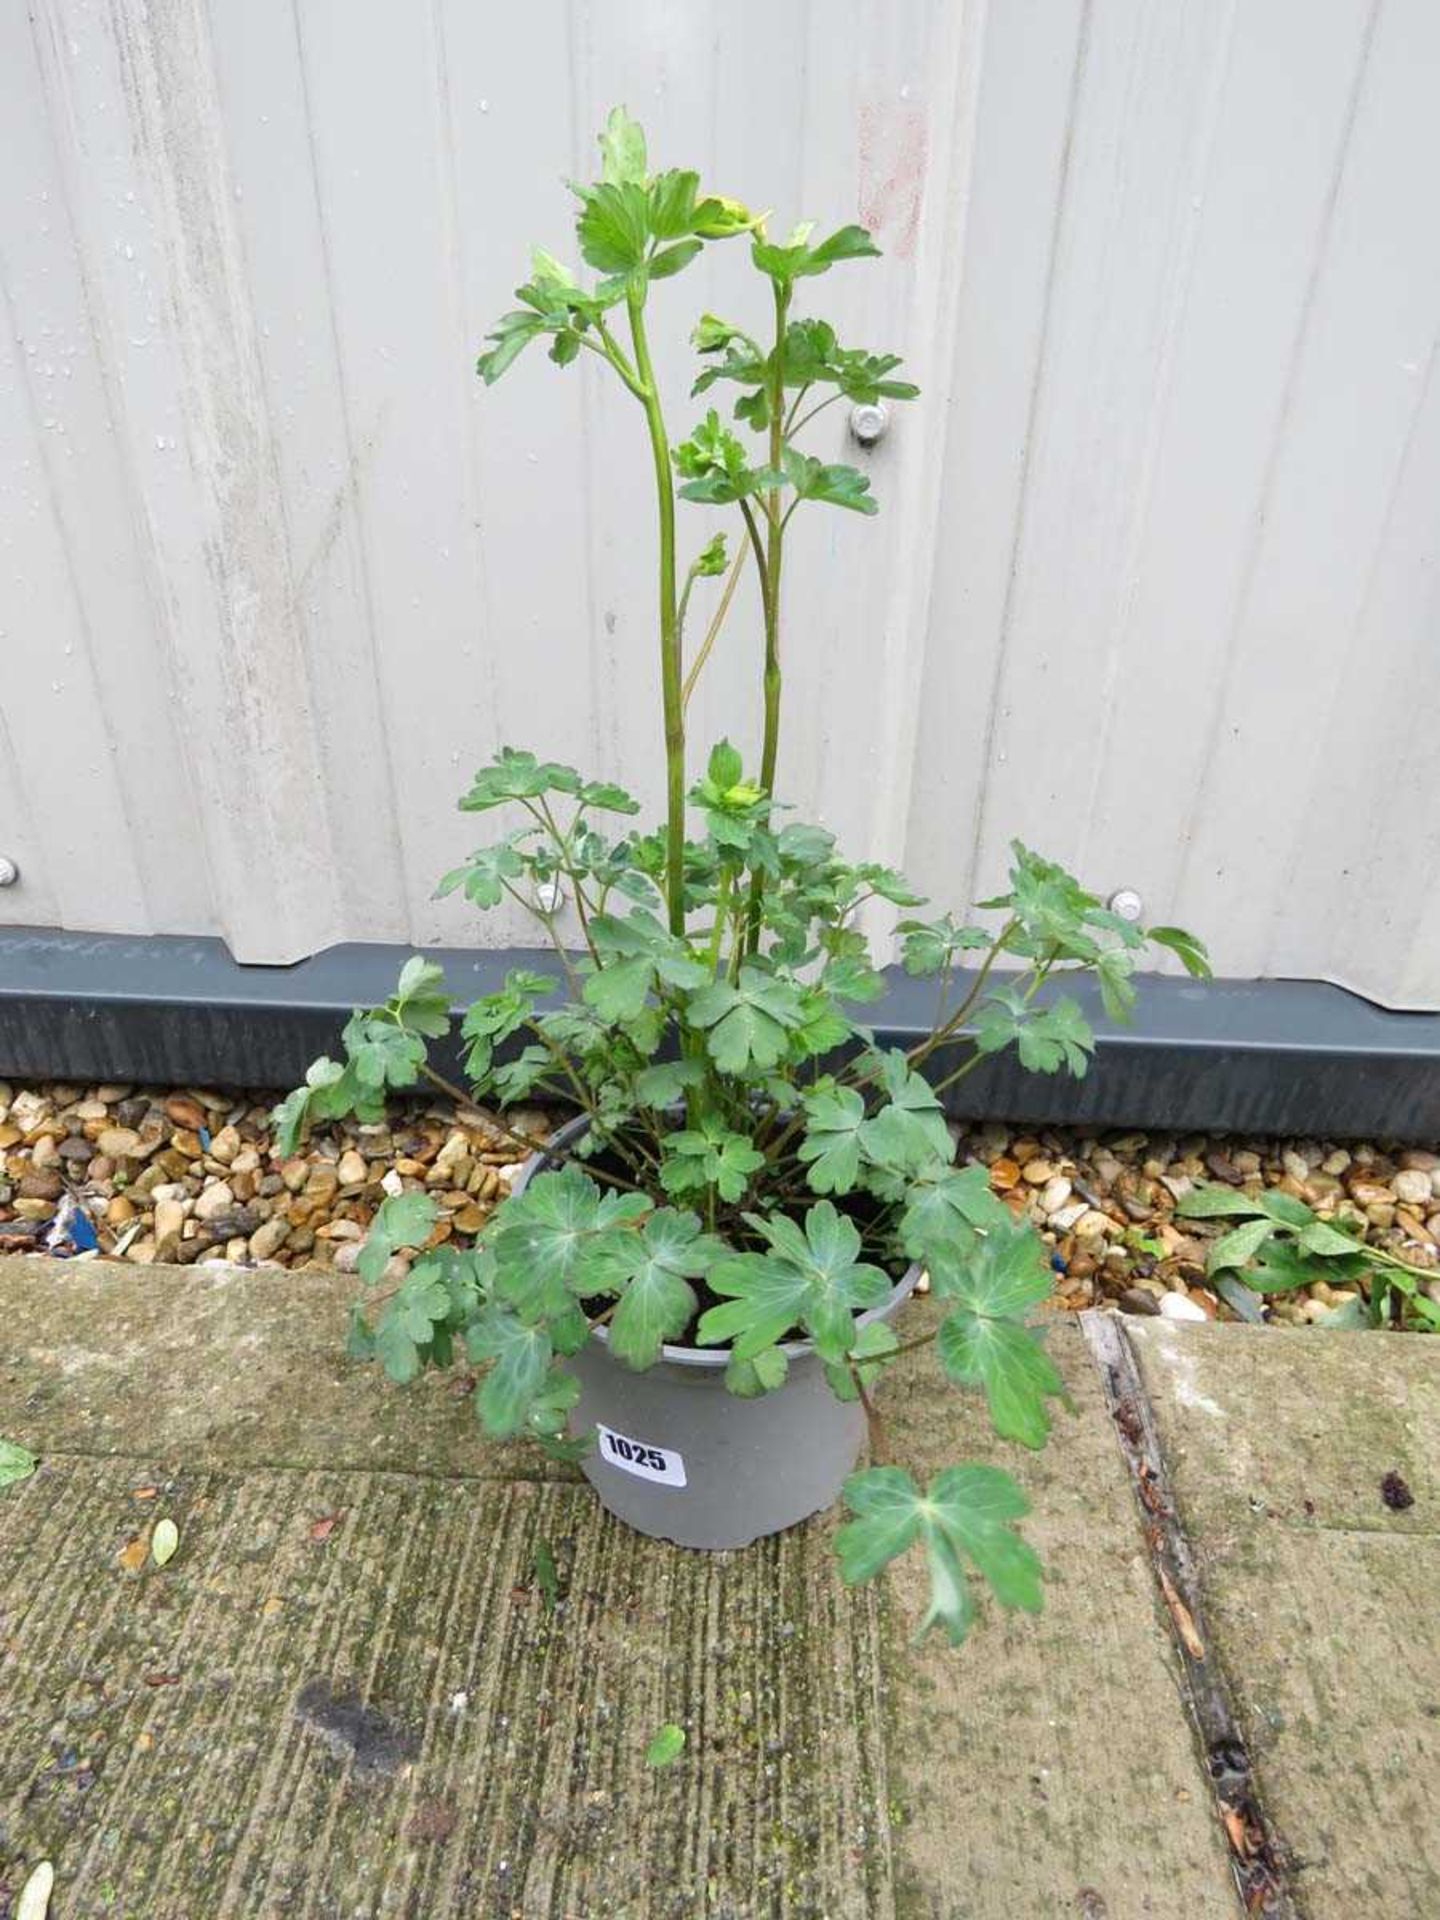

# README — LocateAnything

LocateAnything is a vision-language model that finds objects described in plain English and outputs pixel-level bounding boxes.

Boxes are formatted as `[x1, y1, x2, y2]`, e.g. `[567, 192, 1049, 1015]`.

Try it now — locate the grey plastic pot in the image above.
[514, 1116, 920, 1550]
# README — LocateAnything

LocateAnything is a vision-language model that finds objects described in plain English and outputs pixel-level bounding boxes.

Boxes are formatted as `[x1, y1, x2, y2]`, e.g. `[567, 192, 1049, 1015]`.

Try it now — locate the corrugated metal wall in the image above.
[4, 0, 1439, 1005]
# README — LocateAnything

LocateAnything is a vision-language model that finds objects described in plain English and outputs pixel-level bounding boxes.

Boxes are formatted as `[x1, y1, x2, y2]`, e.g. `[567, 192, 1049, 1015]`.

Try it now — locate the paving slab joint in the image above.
[1080, 1311, 1301, 1918]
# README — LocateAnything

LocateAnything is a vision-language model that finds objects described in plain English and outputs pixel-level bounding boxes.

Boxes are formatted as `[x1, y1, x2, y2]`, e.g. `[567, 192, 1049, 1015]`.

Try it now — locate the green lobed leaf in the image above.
[575, 179, 652, 274]
[697, 1201, 890, 1365]
[648, 237, 703, 280]
[752, 221, 880, 287]
[467, 1305, 554, 1436]
[928, 1222, 1065, 1448]
[476, 311, 552, 384]
[437, 840, 527, 908]
[373, 1261, 454, 1384]
[487, 1165, 650, 1321]
[357, 1190, 439, 1288]
[272, 1084, 314, 1160]
[659, 1124, 765, 1205]
[578, 779, 641, 815]
[897, 915, 991, 977]
[583, 955, 655, 1024]
[460, 970, 554, 1082]
[805, 223, 882, 271]
[687, 966, 804, 1074]
[596, 1208, 726, 1369]
[633, 1058, 703, 1109]
[491, 1045, 556, 1104]
[824, 1319, 900, 1402]
[458, 748, 582, 812]
[835, 1462, 1042, 1646]
[937, 1313, 1064, 1450]
[674, 410, 779, 506]
[725, 1345, 790, 1398]
[341, 1012, 427, 1092]
[898, 1164, 1010, 1262]
[780, 447, 878, 516]
[974, 991, 1095, 1078]
[798, 1084, 868, 1195]
[271, 1055, 353, 1157]
[598, 105, 647, 186]
[525, 1367, 583, 1441]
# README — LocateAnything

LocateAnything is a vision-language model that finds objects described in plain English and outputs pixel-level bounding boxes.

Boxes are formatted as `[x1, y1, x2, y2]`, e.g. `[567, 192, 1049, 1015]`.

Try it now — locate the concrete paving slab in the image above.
[879, 1308, 1234, 1920]
[0, 1261, 1236, 1918]
[0, 1458, 893, 1918]
[1128, 1319, 1440, 1918]
[0, 1255, 557, 1481]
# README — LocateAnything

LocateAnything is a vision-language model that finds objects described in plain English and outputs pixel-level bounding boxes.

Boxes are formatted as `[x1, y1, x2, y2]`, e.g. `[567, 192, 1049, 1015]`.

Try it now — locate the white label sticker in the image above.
[596, 1422, 687, 1488]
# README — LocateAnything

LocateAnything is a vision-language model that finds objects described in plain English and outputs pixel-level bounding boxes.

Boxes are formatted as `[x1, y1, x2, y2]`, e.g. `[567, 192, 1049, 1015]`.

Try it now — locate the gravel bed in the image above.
[0, 1080, 538, 1277]
[2, 1079, 1437, 1325]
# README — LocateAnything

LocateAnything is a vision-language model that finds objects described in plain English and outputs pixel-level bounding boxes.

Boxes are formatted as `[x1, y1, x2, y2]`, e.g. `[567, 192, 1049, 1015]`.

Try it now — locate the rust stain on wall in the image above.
[857, 99, 929, 261]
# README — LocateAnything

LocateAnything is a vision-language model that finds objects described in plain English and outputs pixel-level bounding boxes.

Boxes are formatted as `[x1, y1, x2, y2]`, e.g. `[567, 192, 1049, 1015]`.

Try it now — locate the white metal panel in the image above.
[0, 0, 1437, 1004]
[2, 4, 195, 934]
[1178, 0, 1440, 994]
[21, 0, 344, 962]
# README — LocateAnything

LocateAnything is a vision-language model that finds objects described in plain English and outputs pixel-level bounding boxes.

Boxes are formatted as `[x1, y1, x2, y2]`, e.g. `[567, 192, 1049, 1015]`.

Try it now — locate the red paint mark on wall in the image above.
[858, 99, 929, 261]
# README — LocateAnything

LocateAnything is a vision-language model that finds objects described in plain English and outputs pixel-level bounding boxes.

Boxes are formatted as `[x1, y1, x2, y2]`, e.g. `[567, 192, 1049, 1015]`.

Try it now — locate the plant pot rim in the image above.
[515, 1111, 921, 1372]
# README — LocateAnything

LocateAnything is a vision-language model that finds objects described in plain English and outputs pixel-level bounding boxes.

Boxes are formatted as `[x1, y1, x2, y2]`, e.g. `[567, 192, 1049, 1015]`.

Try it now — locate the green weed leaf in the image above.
[0, 1440, 38, 1490]
[646, 1723, 687, 1768]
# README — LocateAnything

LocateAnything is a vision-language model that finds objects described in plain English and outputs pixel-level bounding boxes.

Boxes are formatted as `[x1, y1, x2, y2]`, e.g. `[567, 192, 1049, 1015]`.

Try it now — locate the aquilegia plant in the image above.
[277, 110, 1208, 1645]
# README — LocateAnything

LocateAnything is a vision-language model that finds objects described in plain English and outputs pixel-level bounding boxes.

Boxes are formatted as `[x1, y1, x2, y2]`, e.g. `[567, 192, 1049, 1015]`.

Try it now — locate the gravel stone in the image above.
[194, 1182, 236, 1224]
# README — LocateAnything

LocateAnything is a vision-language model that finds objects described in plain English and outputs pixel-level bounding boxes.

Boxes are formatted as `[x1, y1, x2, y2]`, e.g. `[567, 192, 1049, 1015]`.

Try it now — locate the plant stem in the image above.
[626, 285, 687, 940]
[591, 319, 646, 400]
[498, 881, 585, 1000]
[415, 1063, 645, 1192]
[707, 866, 735, 973]
[786, 390, 846, 439]
[532, 797, 600, 963]
[744, 280, 792, 952]
[906, 922, 1017, 1072]
[881, 1324, 942, 1362]
[681, 539, 747, 710]
[757, 280, 791, 804]
[851, 1366, 891, 1464]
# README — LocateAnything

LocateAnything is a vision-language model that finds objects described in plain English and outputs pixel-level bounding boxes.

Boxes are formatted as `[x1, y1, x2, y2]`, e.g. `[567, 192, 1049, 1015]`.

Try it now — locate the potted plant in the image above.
[276, 110, 1208, 1646]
